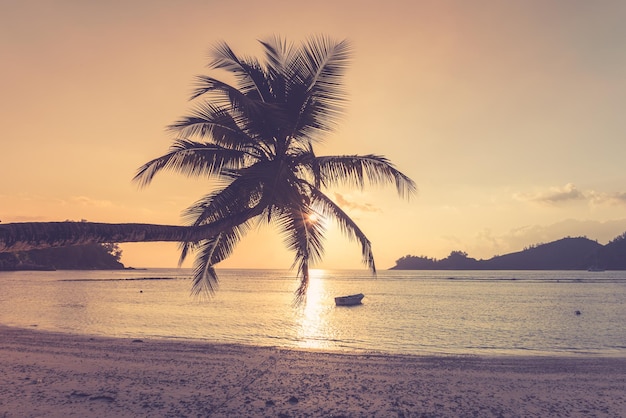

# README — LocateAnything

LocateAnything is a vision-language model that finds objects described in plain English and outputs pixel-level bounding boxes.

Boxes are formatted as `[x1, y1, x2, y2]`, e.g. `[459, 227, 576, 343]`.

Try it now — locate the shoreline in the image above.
[1, 325, 625, 417]
[5, 322, 624, 359]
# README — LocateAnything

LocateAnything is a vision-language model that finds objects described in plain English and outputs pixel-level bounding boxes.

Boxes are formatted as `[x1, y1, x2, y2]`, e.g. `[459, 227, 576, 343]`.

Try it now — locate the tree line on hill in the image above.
[391, 232, 626, 270]
[0, 243, 124, 271]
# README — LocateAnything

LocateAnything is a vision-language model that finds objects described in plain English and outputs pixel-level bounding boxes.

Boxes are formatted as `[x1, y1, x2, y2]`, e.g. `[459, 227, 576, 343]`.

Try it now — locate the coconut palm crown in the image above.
[133, 35, 416, 303]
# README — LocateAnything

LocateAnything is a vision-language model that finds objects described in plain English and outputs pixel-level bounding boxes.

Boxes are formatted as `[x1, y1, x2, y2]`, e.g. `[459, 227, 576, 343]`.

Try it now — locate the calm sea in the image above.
[1, 269, 624, 356]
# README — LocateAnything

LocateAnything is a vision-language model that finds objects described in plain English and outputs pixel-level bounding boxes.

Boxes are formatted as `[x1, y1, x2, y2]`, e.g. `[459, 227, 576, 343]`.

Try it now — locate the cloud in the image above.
[513, 184, 626, 207]
[474, 218, 626, 258]
[2, 194, 120, 224]
[507, 219, 626, 248]
[589, 191, 626, 206]
[333, 193, 382, 213]
[514, 183, 586, 204]
[68, 196, 113, 207]
[428, 218, 626, 261]
[2, 215, 48, 222]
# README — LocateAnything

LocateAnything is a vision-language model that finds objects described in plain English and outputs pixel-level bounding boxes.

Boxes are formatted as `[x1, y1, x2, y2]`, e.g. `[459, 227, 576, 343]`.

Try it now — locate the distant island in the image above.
[0, 243, 125, 271]
[391, 232, 626, 270]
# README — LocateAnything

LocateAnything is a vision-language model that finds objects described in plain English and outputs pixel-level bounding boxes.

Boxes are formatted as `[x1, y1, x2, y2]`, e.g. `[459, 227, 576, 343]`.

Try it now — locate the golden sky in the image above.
[2, 0, 626, 269]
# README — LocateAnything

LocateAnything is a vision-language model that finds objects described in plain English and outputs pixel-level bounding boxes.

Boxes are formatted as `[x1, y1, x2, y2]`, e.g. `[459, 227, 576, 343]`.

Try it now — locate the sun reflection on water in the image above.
[295, 269, 335, 350]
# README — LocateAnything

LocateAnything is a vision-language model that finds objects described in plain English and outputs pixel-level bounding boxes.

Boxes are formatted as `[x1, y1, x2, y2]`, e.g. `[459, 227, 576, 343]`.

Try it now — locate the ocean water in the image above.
[0, 268, 624, 356]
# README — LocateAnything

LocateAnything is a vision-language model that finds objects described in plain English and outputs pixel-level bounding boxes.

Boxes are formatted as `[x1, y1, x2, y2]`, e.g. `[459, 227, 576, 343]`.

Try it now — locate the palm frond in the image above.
[310, 189, 375, 273]
[191, 222, 251, 296]
[166, 102, 255, 150]
[293, 259, 310, 307]
[259, 35, 295, 73]
[205, 41, 266, 100]
[190, 75, 286, 146]
[133, 139, 245, 188]
[181, 175, 264, 227]
[205, 41, 284, 107]
[259, 35, 299, 104]
[179, 194, 265, 267]
[190, 75, 258, 107]
[274, 206, 326, 304]
[178, 240, 196, 267]
[302, 35, 352, 87]
[312, 155, 417, 199]
[285, 36, 352, 142]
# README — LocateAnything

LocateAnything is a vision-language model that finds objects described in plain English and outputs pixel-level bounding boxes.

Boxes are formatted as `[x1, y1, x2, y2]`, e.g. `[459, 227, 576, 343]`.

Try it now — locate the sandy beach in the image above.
[1, 326, 624, 417]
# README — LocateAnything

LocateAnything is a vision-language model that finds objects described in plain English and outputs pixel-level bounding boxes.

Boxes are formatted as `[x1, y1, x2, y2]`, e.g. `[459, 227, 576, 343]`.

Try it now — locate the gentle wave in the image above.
[444, 276, 626, 283]
[59, 277, 184, 282]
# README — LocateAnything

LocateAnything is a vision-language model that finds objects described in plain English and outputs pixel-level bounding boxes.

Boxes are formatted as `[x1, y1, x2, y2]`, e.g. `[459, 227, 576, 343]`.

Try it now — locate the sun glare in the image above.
[296, 268, 334, 350]
[305, 269, 325, 306]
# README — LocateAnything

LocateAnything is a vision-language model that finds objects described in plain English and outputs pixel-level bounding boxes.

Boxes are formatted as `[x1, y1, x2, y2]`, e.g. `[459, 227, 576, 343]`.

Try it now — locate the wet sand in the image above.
[1, 325, 624, 417]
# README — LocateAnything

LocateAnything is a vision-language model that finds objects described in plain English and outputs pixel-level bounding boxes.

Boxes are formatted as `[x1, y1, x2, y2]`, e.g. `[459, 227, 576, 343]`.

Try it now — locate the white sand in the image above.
[1, 325, 624, 417]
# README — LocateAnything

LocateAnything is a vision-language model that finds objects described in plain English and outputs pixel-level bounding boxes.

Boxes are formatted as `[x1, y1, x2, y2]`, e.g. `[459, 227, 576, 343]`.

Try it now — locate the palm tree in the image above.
[0, 36, 415, 302]
[133, 35, 415, 302]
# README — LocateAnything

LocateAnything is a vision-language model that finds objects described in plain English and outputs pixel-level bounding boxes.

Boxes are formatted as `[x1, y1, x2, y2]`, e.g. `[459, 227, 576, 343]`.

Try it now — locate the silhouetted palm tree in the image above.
[0, 36, 415, 302]
[134, 35, 415, 301]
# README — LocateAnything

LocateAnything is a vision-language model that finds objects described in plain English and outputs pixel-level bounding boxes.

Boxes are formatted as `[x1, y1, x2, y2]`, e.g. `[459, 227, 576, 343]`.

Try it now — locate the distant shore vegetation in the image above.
[0, 243, 124, 271]
[392, 232, 626, 270]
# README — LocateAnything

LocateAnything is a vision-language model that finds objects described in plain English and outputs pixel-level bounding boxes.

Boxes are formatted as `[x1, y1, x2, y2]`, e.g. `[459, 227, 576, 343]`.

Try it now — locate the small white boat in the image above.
[334, 293, 364, 306]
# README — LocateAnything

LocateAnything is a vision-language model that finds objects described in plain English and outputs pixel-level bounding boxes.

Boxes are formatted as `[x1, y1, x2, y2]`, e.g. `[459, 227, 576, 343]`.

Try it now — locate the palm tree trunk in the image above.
[0, 221, 219, 252]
